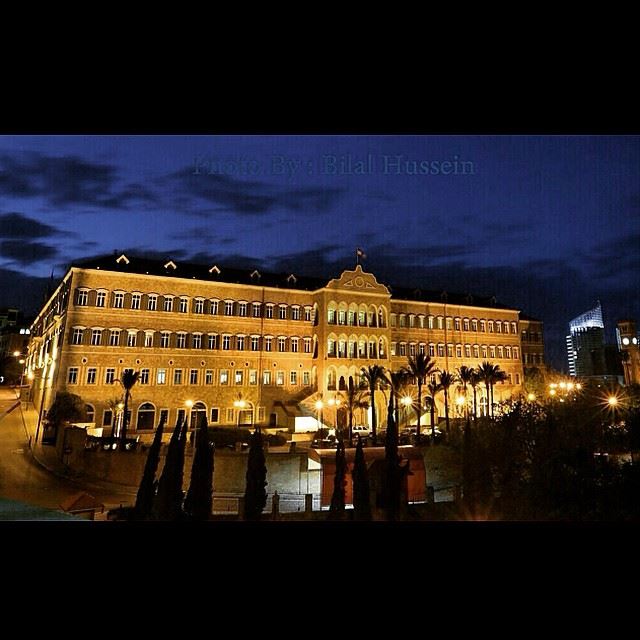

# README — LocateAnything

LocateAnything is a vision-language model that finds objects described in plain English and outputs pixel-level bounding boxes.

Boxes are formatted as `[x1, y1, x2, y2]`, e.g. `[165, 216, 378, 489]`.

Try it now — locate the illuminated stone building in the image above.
[26, 254, 528, 438]
[519, 314, 545, 370]
[616, 319, 640, 385]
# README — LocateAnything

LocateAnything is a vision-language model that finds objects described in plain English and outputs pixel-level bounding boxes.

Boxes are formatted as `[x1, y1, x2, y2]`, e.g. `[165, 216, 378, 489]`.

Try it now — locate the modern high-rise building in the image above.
[25, 253, 531, 440]
[566, 301, 606, 377]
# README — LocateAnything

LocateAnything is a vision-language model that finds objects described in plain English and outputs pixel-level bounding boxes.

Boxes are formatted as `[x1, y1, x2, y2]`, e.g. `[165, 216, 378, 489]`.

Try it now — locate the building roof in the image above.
[70, 253, 517, 310]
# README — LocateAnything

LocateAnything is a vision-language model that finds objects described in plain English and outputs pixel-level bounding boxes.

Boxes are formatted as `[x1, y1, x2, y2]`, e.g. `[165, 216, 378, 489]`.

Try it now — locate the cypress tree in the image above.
[384, 390, 403, 521]
[352, 435, 372, 520]
[462, 417, 476, 508]
[243, 427, 268, 520]
[134, 412, 166, 520]
[328, 439, 346, 519]
[184, 414, 215, 521]
[153, 417, 187, 521]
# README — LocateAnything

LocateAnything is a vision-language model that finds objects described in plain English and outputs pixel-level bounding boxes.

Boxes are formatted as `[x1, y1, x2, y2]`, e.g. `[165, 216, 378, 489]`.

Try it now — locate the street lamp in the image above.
[315, 399, 324, 432]
[401, 395, 413, 429]
[327, 396, 341, 435]
[185, 399, 194, 435]
[527, 393, 536, 402]
[455, 395, 466, 417]
[233, 395, 246, 429]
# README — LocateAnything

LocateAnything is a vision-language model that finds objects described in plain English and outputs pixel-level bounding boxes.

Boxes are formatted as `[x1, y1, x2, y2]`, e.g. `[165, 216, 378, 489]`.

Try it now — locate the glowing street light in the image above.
[549, 388, 556, 396]
[13, 350, 20, 357]
[607, 396, 618, 407]
[315, 399, 324, 432]
[527, 393, 536, 402]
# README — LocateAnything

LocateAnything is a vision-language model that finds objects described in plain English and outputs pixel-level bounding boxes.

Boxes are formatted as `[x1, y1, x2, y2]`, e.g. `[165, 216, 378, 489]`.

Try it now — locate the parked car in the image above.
[311, 436, 338, 449]
[351, 425, 371, 439]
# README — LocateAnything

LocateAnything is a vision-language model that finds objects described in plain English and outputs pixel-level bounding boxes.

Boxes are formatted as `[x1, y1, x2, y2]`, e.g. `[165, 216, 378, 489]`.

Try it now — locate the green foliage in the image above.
[46, 391, 87, 426]
[405, 353, 437, 438]
[243, 427, 267, 520]
[185, 414, 215, 521]
[361, 364, 387, 445]
[328, 439, 346, 519]
[383, 390, 403, 521]
[134, 412, 166, 520]
[118, 369, 140, 447]
[152, 417, 187, 521]
[352, 435, 371, 520]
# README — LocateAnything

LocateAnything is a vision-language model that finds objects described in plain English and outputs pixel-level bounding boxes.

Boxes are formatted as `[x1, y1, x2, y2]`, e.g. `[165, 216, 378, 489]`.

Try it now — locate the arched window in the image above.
[137, 402, 156, 431]
[338, 375, 347, 391]
[189, 401, 207, 429]
[85, 404, 95, 423]
[327, 369, 336, 390]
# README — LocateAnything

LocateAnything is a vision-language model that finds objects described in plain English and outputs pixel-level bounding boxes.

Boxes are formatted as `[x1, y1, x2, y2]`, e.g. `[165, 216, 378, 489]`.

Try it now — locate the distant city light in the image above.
[527, 393, 536, 401]
[13, 351, 20, 357]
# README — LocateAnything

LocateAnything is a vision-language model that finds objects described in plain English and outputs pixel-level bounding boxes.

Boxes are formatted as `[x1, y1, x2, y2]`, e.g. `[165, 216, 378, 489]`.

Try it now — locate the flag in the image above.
[356, 248, 366, 259]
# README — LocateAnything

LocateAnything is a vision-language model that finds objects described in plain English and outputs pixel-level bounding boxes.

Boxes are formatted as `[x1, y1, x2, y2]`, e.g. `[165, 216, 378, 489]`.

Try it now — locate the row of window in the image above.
[390, 315, 518, 334]
[70, 327, 314, 353]
[75, 289, 314, 320]
[390, 342, 521, 360]
[67, 366, 313, 387]
[327, 308, 386, 328]
[327, 338, 386, 359]
[521, 331, 543, 343]
[523, 353, 544, 365]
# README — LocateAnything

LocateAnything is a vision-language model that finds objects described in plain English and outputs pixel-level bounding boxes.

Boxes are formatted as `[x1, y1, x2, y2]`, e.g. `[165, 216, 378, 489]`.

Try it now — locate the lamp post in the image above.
[185, 399, 194, 442]
[327, 396, 341, 436]
[315, 399, 324, 433]
[455, 395, 466, 418]
[401, 395, 413, 430]
[233, 395, 246, 429]
[34, 357, 52, 445]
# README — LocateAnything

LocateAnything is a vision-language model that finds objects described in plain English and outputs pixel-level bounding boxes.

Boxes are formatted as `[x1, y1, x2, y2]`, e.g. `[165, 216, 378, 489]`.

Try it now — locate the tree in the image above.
[184, 413, 215, 521]
[46, 391, 87, 428]
[243, 427, 267, 520]
[438, 370, 457, 435]
[383, 389, 404, 521]
[352, 435, 371, 520]
[477, 362, 497, 417]
[134, 411, 166, 520]
[457, 366, 474, 418]
[328, 439, 346, 519]
[469, 370, 481, 419]
[426, 380, 442, 444]
[405, 353, 437, 438]
[153, 417, 187, 521]
[117, 369, 140, 448]
[344, 377, 368, 445]
[388, 369, 409, 428]
[361, 364, 387, 445]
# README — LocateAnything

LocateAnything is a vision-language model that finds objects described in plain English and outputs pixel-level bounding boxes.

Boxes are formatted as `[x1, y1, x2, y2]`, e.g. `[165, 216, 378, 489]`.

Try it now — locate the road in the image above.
[0, 387, 134, 516]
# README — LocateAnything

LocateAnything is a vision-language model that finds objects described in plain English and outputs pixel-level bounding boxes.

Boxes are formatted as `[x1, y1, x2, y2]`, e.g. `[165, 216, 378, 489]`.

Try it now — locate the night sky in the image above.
[0, 135, 638, 371]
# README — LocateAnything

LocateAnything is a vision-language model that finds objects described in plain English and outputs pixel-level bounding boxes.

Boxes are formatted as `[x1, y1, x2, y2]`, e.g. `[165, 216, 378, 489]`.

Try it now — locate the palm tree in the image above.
[456, 366, 474, 418]
[425, 379, 442, 444]
[405, 353, 437, 438]
[469, 370, 481, 419]
[477, 361, 507, 417]
[106, 396, 124, 438]
[361, 365, 387, 445]
[388, 369, 410, 428]
[491, 367, 508, 415]
[344, 378, 368, 445]
[438, 370, 457, 435]
[117, 369, 140, 448]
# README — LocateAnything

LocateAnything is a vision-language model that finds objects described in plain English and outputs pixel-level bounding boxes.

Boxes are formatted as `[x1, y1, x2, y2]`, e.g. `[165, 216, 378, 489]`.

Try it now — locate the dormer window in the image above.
[116, 254, 130, 265]
[164, 260, 177, 270]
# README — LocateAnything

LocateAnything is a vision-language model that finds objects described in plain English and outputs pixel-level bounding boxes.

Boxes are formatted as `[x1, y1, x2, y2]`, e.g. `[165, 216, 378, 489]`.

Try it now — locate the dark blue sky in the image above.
[0, 135, 638, 370]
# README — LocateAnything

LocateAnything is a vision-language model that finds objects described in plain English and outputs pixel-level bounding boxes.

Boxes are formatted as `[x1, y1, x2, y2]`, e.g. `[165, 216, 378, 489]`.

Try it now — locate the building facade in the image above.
[25, 254, 528, 438]
[519, 314, 545, 369]
[566, 301, 606, 378]
[616, 319, 640, 385]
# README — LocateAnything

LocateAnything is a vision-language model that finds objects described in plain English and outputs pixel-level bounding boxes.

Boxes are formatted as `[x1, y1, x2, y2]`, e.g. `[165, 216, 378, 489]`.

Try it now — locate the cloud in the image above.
[0, 240, 58, 265]
[0, 212, 63, 239]
[171, 169, 345, 216]
[0, 152, 157, 209]
[582, 233, 640, 283]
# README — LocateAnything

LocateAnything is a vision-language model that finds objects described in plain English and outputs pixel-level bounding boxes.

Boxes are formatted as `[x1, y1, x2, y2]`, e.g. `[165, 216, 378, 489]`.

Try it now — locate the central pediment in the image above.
[325, 265, 390, 295]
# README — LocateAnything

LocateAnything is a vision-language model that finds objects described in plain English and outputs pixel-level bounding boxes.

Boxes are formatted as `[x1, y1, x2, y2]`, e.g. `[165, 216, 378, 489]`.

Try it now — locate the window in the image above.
[447, 344, 454, 357]
[263, 370, 271, 385]
[303, 371, 310, 386]
[490, 346, 496, 358]
[159, 409, 169, 425]
[176, 332, 187, 349]
[409, 343, 416, 356]
[161, 332, 170, 348]
[399, 315, 406, 327]
[237, 302, 247, 317]
[72, 328, 83, 345]
[113, 292, 124, 308]
[222, 335, 231, 350]
[157, 369, 166, 384]
[103, 410, 113, 427]
[304, 307, 312, 322]
[96, 291, 106, 307]
[249, 370, 258, 385]
[463, 318, 470, 331]
[145, 332, 154, 348]
[192, 334, 202, 349]
[496, 321, 502, 334]
[210, 408, 219, 423]
[127, 331, 137, 347]
[68, 367, 78, 384]
[328, 339, 336, 356]
[338, 310, 346, 325]
[194, 298, 205, 314]
[163, 296, 173, 312]
[503, 322, 509, 334]
[437, 317, 444, 330]
[251, 336, 260, 351]
[515, 373, 520, 385]
[482, 346, 488, 358]
[226, 408, 235, 423]
[292, 306, 300, 320]
[224, 301, 234, 316]
[419, 343, 425, 355]
[265, 337, 272, 352]
[390, 342, 397, 356]
[209, 300, 219, 315]
[190, 369, 198, 385]
[179, 297, 188, 313]
[173, 369, 183, 385]
[409, 315, 415, 328]
[109, 330, 120, 346]
[438, 344, 445, 357]
[497, 346, 503, 358]
[474, 345, 480, 358]
[488, 321, 494, 333]
[304, 338, 312, 353]
[77, 290, 88, 306]
[290, 370, 297, 385]
[140, 369, 150, 385]
[454, 318, 461, 331]
[276, 371, 285, 385]
[479, 320, 486, 333]
[208, 334, 218, 350]
[146, 294, 157, 311]
[327, 309, 336, 324]
[291, 337, 299, 353]
[235, 370, 243, 385]
[205, 370, 213, 385]
[105, 368, 115, 384]
[237, 336, 245, 351]
[177, 408, 186, 425]
[505, 346, 511, 359]
[278, 337, 286, 352]
[220, 369, 229, 385]
[266, 304, 274, 319]
[513, 347, 519, 359]
[252, 303, 261, 318]
[399, 343, 406, 356]
[428, 315, 434, 329]
[91, 329, 102, 346]
[429, 344, 435, 357]
[456, 345, 462, 358]
[465, 344, 471, 358]
[87, 368, 97, 384]
[511, 322, 517, 334]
